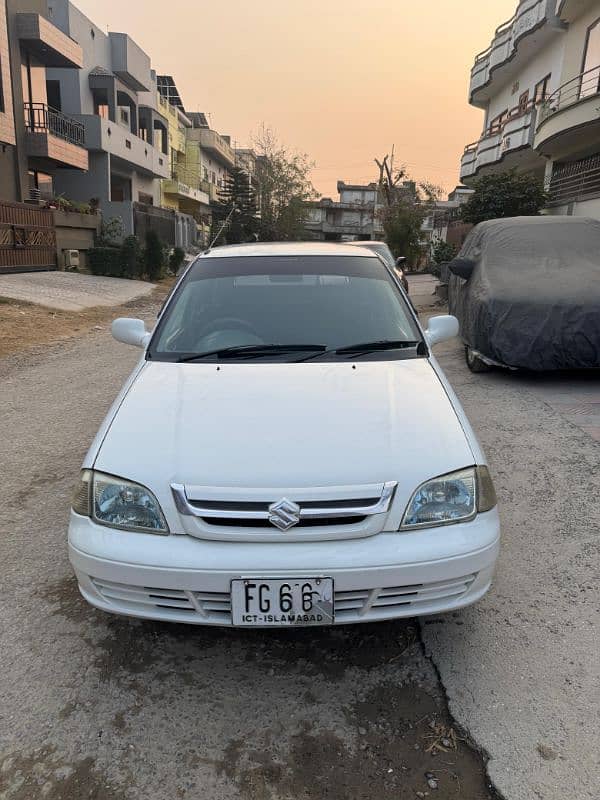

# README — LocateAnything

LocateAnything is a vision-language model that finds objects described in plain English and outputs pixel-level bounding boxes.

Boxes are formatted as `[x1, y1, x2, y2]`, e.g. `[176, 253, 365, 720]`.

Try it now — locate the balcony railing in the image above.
[538, 66, 600, 124]
[24, 103, 85, 147]
[470, 0, 549, 99]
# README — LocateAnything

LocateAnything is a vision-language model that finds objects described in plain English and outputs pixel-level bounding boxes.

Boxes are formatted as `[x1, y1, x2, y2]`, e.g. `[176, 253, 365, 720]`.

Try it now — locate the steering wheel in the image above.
[197, 317, 260, 339]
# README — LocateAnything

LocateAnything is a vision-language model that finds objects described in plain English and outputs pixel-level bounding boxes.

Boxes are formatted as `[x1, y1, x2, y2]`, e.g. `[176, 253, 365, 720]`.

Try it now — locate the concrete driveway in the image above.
[0, 282, 597, 800]
[0, 271, 155, 312]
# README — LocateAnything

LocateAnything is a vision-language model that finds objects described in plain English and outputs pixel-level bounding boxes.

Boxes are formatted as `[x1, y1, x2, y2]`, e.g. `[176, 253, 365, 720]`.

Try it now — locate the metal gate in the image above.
[0, 200, 57, 273]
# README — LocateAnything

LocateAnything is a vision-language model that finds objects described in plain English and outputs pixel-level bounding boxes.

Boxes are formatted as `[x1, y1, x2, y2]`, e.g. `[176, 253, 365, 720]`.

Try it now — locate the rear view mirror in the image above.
[448, 257, 476, 280]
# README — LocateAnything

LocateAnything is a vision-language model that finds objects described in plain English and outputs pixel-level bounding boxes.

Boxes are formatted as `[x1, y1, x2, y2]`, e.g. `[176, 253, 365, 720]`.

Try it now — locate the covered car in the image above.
[447, 216, 600, 371]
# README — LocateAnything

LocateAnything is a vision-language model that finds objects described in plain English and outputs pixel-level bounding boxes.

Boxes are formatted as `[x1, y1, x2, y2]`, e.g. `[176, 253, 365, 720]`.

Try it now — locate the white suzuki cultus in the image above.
[69, 243, 500, 627]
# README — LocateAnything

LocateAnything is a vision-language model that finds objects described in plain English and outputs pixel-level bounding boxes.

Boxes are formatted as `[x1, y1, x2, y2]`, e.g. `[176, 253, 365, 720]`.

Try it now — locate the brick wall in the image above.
[0, 0, 16, 147]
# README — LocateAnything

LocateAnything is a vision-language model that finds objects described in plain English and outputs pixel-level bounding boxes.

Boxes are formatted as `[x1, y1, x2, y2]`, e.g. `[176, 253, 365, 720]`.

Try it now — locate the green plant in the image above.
[144, 230, 166, 281]
[88, 247, 123, 277]
[120, 235, 143, 279]
[97, 216, 124, 247]
[461, 171, 548, 224]
[168, 247, 185, 275]
[431, 238, 457, 265]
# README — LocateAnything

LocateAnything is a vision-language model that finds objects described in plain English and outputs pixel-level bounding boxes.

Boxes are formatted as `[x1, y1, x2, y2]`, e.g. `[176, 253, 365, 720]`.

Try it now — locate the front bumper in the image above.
[68, 510, 500, 626]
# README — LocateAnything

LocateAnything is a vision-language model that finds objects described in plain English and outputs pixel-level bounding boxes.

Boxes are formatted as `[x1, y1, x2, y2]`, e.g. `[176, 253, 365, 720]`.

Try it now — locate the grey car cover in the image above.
[448, 216, 600, 370]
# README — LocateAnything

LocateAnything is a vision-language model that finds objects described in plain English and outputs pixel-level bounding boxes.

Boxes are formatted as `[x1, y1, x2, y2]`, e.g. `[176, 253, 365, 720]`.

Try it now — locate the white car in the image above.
[69, 243, 500, 627]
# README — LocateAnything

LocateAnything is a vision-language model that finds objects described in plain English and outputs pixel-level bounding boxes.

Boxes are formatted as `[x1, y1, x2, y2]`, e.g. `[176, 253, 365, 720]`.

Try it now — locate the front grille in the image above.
[203, 516, 367, 528]
[171, 482, 397, 541]
[90, 573, 477, 624]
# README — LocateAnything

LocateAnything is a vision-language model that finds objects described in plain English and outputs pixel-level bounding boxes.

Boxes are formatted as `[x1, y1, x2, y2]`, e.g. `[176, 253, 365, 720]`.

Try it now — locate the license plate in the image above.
[231, 578, 334, 627]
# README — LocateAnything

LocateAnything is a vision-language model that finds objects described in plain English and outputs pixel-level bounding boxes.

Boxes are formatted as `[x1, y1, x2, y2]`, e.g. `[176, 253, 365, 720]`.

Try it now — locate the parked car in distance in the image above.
[346, 240, 409, 292]
[69, 242, 499, 628]
[448, 216, 600, 372]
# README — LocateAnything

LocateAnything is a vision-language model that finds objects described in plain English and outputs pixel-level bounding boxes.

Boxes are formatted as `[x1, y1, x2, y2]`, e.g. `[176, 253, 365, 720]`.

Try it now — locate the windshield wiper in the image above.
[176, 344, 328, 363]
[296, 340, 422, 362]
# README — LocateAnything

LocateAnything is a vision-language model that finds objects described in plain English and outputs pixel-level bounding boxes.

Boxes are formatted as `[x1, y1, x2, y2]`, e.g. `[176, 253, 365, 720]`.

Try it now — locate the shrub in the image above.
[144, 230, 166, 281]
[120, 235, 143, 279]
[87, 247, 122, 277]
[168, 247, 185, 275]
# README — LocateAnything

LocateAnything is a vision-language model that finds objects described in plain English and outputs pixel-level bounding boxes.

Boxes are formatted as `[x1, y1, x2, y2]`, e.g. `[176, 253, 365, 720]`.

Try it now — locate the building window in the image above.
[211, 171, 216, 183]
[534, 75, 551, 105]
[582, 19, 600, 98]
[518, 90, 529, 113]
[203, 167, 208, 180]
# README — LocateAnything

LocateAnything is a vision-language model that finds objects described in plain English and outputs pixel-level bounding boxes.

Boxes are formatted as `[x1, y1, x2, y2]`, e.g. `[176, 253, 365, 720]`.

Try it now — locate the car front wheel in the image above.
[465, 346, 491, 373]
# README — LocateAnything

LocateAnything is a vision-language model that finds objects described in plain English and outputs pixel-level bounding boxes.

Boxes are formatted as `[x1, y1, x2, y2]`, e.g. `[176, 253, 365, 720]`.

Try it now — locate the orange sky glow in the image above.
[73, 0, 518, 197]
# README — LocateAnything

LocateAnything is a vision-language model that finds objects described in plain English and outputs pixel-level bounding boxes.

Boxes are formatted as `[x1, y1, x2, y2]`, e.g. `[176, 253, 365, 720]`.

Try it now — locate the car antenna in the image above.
[205, 204, 238, 253]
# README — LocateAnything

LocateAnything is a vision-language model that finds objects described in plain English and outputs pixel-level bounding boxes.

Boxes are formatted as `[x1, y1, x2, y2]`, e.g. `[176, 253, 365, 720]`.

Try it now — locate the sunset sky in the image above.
[73, 0, 517, 198]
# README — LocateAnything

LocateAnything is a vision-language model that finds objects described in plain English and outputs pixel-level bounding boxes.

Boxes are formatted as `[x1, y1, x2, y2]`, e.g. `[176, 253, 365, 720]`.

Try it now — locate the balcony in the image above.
[109, 33, 151, 92]
[23, 103, 88, 170]
[469, 0, 560, 107]
[196, 129, 235, 167]
[534, 67, 600, 158]
[163, 175, 210, 206]
[16, 13, 82, 69]
[79, 115, 169, 178]
[461, 104, 542, 182]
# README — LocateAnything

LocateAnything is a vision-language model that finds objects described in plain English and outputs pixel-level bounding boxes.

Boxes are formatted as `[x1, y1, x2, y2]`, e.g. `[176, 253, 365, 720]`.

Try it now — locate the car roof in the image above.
[199, 242, 380, 259]
[345, 240, 388, 247]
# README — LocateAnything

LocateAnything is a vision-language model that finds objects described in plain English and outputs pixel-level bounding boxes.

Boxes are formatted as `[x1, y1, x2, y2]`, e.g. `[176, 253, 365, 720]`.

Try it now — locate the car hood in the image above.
[94, 359, 474, 500]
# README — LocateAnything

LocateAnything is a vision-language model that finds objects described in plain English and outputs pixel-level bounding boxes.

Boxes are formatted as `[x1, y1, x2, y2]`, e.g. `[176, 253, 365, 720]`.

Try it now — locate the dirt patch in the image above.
[0, 746, 129, 800]
[0, 278, 175, 359]
[37, 575, 96, 625]
[218, 680, 500, 800]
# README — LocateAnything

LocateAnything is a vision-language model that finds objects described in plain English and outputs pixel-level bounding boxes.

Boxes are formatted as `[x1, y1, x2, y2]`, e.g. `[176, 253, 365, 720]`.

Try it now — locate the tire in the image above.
[465, 345, 491, 373]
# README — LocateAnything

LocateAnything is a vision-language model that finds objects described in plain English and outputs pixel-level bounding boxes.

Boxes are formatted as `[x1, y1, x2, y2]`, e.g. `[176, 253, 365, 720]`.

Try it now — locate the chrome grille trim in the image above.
[171, 482, 397, 522]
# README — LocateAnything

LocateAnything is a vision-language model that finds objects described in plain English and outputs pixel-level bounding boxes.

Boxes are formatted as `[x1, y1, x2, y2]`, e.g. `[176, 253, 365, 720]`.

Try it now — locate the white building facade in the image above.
[305, 182, 383, 241]
[461, 0, 600, 217]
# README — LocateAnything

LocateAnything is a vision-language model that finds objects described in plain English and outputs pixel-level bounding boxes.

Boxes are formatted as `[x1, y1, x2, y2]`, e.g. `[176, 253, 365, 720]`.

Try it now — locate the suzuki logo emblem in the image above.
[268, 498, 301, 531]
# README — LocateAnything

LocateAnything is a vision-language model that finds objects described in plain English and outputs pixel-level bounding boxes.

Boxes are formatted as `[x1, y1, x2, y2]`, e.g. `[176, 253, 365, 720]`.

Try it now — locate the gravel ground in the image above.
[0, 283, 597, 799]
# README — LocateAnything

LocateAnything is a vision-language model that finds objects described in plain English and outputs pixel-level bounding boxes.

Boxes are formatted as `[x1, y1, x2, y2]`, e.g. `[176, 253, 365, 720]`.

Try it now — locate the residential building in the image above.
[156, 75, 210, 247]
[187, 112, 235, 207]
[1, 0, 88, 204]
[305, 181, 383, 240]
[460, 0, 600, 217]
[421, 186, 474, 253]
[46, 0, 170, 236]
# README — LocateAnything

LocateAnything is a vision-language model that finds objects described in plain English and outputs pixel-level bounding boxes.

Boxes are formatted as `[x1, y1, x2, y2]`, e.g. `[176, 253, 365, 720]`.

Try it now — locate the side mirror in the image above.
[395, 256, 407, 266]
[112, 318, 151, 348]
[448, 257, 476, 280]
[425, 315, 459, 347]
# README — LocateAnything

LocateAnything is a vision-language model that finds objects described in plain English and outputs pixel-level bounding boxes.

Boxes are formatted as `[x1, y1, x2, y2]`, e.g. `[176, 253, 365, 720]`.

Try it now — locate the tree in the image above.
[211, 166, 258, 245]
[461, 171, 547, 224]
[253, 125, 316, 241]
[374, 154, 443, 267]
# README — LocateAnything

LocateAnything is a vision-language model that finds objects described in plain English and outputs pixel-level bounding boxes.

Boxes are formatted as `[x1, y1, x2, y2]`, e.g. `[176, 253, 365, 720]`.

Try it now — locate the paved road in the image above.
[0, 290, 597, 799]
[0, 272, 155, 311]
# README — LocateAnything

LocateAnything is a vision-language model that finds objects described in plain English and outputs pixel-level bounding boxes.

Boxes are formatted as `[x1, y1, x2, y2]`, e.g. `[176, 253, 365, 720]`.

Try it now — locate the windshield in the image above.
[149, 255, 422, 362]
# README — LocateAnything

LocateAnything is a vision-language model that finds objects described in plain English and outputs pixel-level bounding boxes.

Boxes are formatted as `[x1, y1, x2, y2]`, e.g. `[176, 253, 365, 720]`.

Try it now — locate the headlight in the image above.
[401, 466, 496, 530]
[72, 470, 169, 534]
